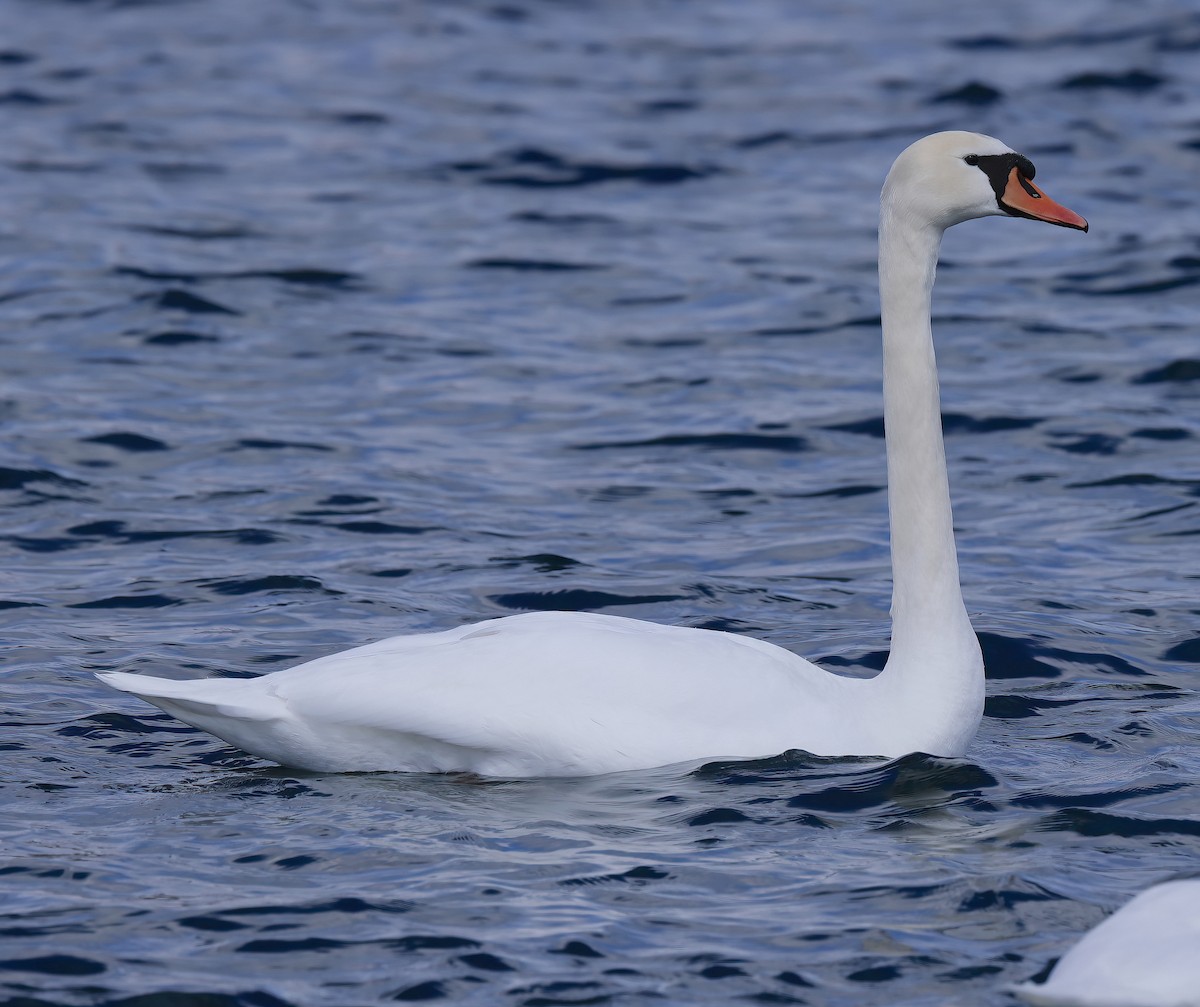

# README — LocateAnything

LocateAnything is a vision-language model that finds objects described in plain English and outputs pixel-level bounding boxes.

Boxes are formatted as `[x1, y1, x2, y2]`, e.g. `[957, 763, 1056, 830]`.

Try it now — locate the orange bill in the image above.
[1001, 167, 1088, 231]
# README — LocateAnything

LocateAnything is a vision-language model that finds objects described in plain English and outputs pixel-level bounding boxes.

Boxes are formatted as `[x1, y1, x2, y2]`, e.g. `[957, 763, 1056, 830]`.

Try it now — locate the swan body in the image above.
[1013, 880, 1200, 1007]
[97, 132, 1086, 777]
[97, 610, 977, 776]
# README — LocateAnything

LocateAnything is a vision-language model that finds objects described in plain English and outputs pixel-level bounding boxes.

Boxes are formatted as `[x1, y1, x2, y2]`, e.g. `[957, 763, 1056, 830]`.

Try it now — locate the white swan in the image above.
[97, 132, 1087, 777]
[1013, 880, 1200, 1007]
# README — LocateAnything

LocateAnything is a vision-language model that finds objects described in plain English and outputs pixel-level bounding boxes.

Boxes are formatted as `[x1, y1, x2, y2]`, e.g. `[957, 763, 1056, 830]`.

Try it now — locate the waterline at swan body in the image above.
[97, 131, 1087, 777]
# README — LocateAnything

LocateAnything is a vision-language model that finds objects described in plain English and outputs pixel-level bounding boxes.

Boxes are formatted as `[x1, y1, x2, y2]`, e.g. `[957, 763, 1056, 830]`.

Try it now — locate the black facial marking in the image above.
[968, 152, 1038, 209]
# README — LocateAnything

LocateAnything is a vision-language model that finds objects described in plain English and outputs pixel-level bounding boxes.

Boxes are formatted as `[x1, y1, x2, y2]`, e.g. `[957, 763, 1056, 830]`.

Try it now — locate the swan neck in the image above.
[877, 208, 972, 654]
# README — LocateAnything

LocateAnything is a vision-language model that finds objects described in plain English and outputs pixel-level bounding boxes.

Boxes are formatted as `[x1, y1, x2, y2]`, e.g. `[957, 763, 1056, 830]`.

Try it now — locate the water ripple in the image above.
[1, 0, 1198, 1005]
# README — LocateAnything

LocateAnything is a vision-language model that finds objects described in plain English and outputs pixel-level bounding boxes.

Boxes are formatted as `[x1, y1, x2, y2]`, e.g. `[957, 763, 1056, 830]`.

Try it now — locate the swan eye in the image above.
[963, 154, 980, 165]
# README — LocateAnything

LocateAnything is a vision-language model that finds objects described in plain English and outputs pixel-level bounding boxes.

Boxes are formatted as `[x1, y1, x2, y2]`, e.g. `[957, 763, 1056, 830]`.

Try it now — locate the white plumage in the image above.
[98, 132, 1086, 777]
[1014, 881, 1200, 1007]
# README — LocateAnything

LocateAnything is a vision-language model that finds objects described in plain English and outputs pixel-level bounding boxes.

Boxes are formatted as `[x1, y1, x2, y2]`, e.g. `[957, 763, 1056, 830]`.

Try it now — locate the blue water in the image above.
[2, 1, 1199, 1004]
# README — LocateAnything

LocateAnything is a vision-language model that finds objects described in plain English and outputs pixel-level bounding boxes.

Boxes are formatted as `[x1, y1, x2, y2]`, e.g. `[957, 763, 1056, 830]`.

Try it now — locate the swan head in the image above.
[883, 131, 1088, 233]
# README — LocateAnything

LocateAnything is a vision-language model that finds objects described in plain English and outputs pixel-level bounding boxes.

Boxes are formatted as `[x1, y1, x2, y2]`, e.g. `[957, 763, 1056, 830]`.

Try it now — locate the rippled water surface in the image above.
[3, 1, 1200, 1004]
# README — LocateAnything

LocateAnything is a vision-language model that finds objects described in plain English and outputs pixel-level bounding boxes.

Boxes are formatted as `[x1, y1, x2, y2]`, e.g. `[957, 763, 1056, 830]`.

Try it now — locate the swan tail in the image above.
[95, 671, 283, 723]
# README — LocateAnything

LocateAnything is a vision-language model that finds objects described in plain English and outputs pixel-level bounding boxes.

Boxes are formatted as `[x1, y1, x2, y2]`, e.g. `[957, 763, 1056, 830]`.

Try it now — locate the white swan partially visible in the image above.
[97, 132, 1087, 777]
[1014, 880, 1200, 1007]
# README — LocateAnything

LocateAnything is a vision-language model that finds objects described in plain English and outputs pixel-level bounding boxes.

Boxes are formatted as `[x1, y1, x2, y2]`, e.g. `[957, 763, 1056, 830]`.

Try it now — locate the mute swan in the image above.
[1013, 880, 1200, 1007]
[98, 132, 1087, 777]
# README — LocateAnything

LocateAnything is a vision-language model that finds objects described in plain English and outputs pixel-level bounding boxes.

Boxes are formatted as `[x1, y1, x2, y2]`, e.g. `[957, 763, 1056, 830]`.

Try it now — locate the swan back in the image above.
[1014, 879, 1200, 1006]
